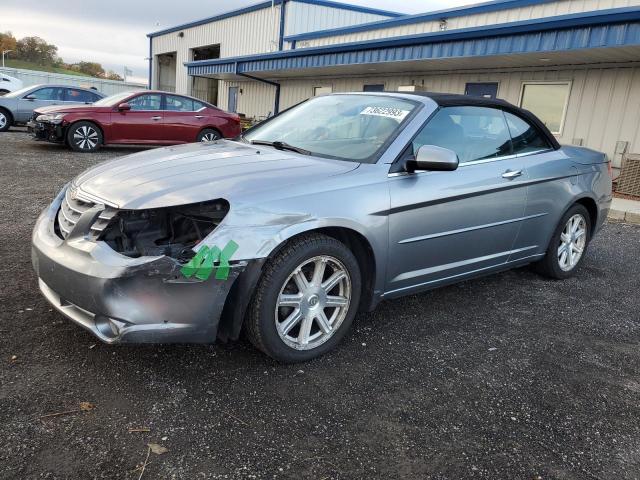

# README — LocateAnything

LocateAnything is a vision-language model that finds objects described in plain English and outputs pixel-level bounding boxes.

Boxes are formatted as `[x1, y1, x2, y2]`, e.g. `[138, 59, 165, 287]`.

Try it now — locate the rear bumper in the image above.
[32, 188, 246, 344]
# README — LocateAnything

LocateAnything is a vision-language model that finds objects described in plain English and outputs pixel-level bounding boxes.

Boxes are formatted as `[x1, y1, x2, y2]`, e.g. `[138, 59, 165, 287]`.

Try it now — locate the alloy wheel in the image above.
[275, 255, 351, 351]
[73, 125, 99, 150]
[201, 132, 219, 142]
[0, 112, 6, 129]
[557, 213, 587, 271]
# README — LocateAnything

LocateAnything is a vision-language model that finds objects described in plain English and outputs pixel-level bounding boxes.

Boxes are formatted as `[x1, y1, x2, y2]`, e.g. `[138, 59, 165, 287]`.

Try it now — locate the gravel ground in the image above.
[1, 129, 639, 479]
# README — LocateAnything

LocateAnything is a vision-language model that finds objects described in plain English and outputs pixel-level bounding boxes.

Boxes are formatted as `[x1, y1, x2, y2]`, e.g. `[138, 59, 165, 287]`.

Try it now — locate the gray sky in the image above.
[1, 0, 473, 84]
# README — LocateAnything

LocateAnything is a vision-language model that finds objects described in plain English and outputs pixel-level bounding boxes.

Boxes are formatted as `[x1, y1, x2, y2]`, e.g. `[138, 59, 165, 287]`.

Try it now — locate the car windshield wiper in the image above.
[250, 140, 311, 155]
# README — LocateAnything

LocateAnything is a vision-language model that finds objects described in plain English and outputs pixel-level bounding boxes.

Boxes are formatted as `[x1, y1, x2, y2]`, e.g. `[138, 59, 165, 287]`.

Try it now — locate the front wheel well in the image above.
[0, 106, 13, 123]
[294, 227, 377, 313]
[217, 226, 378, 343]
[66, 120, 105, 144]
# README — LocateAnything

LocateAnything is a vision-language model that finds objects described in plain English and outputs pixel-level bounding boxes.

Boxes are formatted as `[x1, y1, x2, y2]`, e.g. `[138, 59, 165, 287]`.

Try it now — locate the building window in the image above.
[313, 86, 332, 96]
[363, 84, 385, 92]
[519, 82, 571, 135]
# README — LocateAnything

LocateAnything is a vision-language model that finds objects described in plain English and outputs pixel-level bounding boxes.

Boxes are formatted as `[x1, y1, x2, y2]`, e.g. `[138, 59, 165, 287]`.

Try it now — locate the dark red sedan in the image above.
[28, 90, 241, 152]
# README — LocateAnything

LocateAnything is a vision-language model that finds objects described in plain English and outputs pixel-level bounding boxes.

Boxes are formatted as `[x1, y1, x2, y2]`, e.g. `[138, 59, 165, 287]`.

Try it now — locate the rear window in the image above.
[504, 111, 552, 154]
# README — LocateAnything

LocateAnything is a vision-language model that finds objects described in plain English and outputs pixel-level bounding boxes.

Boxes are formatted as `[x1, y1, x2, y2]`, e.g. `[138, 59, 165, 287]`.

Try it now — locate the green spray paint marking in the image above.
[180, 240, 239, 281]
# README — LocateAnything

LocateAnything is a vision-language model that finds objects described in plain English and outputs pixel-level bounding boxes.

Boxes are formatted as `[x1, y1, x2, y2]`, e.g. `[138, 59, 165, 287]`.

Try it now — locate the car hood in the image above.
[34, 104, 104, 114]
[74, 140, 360, 209]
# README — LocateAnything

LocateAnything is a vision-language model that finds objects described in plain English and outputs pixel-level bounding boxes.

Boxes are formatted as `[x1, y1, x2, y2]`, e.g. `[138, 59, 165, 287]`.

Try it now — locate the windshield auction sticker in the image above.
[360, 106, 410, 122]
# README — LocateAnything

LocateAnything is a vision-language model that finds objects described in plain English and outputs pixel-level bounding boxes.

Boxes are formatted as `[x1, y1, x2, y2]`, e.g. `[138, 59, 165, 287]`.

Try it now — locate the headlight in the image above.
[36, 113, 66, 124]
[97, 199, 230, 260]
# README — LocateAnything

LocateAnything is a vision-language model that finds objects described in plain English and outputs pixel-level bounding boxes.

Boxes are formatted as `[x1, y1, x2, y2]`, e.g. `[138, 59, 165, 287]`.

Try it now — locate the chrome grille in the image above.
[57, 187, 117, 239]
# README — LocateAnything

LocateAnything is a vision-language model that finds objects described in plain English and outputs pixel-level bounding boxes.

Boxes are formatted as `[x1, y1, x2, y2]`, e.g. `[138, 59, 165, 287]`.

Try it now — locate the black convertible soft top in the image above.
[406, 92, 561, 150]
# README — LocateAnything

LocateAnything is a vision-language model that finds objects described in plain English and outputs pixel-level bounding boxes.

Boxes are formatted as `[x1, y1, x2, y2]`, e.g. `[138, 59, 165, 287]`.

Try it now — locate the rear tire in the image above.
[67, 121, 102, 152]
[0, 108, 12, 132]
[245, 233, 362, 363]
[533, 203, 591, 279]
[197, 128, 221, 142]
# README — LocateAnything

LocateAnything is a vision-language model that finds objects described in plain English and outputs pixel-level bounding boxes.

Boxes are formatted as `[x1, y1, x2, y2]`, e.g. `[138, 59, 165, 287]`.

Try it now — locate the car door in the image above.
[16, 86, 64, 122]
[501, 111, 569, 262]
[110, 93, 165, 143]
[386, 106, 529, 296]
[163, 94, 205, 142]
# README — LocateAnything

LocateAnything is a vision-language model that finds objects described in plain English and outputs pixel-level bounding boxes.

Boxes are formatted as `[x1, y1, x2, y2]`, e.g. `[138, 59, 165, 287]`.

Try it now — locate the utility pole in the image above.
[2, 50, 13, 68]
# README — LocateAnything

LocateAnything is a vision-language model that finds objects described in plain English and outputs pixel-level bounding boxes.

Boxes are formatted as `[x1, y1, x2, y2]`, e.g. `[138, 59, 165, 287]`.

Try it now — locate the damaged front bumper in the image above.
[27, 120, 65, 142]
[31, 188, 246, 344]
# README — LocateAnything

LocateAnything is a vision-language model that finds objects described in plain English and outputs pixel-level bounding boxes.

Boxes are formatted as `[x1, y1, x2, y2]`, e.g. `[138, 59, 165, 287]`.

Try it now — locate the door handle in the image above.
[151, 116, 162, 121]
[194, 115, 204, 119]
[502, 170, 523, 180]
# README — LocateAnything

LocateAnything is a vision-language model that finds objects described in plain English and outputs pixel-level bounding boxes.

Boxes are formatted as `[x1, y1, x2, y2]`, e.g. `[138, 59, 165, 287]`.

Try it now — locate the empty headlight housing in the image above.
[97, 199, 230, 260]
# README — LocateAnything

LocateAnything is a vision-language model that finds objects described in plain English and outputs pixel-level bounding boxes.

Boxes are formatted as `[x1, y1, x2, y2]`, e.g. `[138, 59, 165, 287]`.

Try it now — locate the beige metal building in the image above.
[148, 0, 640, 170]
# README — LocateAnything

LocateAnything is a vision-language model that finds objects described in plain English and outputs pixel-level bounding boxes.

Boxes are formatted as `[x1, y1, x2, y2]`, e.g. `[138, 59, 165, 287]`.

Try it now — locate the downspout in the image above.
[237, 71, 280, 115]
[148, 37, 153, 89]
[278, 0, 286, 51]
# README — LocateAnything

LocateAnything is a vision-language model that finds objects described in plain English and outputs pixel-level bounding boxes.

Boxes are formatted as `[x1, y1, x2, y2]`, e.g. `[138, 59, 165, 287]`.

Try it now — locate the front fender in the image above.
[201, 216, 376, 261]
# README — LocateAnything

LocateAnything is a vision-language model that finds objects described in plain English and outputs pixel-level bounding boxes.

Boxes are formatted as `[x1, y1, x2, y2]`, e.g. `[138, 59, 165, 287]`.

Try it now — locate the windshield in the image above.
[92, 91, 137, 107]
[243, 94, 417, 163]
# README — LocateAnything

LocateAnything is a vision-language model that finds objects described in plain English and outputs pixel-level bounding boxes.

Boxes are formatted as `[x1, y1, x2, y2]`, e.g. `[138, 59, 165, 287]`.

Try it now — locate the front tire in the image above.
[197, 128, 221, 142]
[246, 233, 362, 363]
[0, 108, 12, 132]
[67, 121, 102, 152]
[534, 203, 591, 279]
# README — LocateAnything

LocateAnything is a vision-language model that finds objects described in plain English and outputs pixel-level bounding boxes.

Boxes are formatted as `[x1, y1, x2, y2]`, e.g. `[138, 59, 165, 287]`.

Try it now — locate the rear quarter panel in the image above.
[510, 147, 611, 261]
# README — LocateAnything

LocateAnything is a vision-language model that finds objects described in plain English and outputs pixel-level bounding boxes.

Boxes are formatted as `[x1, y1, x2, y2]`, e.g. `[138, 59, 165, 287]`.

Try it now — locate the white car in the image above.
[0, 74, 24, 96]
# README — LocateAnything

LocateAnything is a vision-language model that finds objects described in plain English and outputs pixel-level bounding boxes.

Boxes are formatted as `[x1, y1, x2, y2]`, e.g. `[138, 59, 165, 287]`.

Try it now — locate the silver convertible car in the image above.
[32, 92, 612, 362]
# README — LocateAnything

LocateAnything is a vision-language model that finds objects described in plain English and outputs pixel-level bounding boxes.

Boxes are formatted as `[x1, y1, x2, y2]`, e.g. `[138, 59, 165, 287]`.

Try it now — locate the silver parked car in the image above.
[32, 93, 612, 362]
[0, 84, 104, 132]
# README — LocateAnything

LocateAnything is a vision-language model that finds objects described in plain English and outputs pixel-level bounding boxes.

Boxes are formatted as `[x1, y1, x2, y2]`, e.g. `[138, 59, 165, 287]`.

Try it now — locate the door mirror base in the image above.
[406, 145, 459, 173]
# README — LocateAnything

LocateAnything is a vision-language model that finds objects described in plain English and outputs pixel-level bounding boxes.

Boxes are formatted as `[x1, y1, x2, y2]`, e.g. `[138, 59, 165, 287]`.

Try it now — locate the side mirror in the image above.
[24, 95, 36, 101]
[117, 102, 131, 111]
[407, 145, 459, 173]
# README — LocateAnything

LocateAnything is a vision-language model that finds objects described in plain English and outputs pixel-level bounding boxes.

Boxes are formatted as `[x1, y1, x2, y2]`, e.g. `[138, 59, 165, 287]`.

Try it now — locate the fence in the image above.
[0, 67, 147, 96]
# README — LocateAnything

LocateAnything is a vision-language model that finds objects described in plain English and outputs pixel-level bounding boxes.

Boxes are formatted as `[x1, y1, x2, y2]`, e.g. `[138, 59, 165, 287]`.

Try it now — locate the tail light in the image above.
[230, 114, 240, 122]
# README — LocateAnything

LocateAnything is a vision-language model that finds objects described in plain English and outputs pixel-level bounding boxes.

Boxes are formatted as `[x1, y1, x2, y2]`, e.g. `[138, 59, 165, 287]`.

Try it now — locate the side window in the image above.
[65, 88, 98, 103]
[128, 94, 162, 111]
[504, 112, 551, 154]
[412, 106, 512, 163]
[27, 87, 64, 101]
[192, 100, 206, 111]
[165, 95, 194, 112]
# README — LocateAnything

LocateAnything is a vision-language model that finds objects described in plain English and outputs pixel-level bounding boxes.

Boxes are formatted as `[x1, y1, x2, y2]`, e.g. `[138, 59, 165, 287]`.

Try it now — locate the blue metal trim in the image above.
[284, 0, 562, 42]
[292, 0, 402, 18]
[148, 1, 281, 37]
[148, 37, 152, 89]
[186, 8, 640, 69]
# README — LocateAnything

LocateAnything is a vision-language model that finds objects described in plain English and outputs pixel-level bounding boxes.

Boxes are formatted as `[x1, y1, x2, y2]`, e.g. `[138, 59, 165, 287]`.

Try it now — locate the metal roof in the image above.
[283, 0, 562, 43]
[147, 0, 402, 38]
[186, 7, 640, 77]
